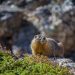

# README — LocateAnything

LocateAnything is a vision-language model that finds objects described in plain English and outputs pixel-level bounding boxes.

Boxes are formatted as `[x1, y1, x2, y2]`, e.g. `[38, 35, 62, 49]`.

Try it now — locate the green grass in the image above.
[0, 51, 73, 75]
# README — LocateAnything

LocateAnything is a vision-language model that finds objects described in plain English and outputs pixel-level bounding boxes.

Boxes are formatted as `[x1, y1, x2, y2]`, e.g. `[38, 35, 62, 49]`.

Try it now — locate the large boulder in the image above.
[0, 5, 23, 50]
[45, 7, 75, 55]
[0, 11, 23, 36]
[0, 6, 40, 53]
[51, 8, 75, 55]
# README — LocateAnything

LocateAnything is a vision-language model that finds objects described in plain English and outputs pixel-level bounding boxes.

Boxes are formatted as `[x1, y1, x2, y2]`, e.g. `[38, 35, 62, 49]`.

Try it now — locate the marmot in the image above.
[31, 34, 64, 57]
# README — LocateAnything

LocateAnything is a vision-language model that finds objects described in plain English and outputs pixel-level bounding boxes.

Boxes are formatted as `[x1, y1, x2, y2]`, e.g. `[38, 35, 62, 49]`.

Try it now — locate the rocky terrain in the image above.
[0, 0, 75, 74]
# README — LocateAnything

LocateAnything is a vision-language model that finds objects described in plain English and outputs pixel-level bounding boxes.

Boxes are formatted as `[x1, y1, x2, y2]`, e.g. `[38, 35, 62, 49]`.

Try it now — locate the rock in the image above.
[62, 63, 75, 68]
[54, 8, 75, 55]
[70, 68, 75, 75]
[0, 5, 23, 51]
[52, 58, 75, 75]
[0, 0, 6, 4]
[0, 11, 22, 28]
[13, 20, 40, 53]
[0, 8, 40, 53]
[12, 45, 23, 58]
[54, 58, 75, 75]
[56, 58, 73, 66]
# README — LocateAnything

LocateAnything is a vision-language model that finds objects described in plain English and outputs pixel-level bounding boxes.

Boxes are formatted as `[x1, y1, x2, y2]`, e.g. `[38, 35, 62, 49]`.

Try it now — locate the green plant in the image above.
[0, 51, 72, 75]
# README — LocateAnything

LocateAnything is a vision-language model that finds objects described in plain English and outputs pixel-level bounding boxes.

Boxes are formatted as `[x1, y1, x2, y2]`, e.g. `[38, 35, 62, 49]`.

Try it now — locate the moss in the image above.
[0, 51, 73, 75]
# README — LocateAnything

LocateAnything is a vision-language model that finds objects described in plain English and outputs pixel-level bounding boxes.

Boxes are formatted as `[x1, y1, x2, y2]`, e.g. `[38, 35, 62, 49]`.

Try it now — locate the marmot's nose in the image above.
[42, 37, 46, 40]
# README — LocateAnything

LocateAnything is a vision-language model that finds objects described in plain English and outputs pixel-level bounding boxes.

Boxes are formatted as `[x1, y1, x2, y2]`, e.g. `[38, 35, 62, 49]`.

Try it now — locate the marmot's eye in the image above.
[34, 35, 38, 38]
[42, 37, 46, 40]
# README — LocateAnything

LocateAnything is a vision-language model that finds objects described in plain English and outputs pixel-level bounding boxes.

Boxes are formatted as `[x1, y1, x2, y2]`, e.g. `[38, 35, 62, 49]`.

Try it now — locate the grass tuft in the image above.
[0, 51, 73, 75]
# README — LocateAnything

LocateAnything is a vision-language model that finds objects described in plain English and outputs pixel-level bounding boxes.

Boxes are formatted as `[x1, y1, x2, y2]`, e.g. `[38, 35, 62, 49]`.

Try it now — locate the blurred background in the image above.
[0, 0, 75, 57]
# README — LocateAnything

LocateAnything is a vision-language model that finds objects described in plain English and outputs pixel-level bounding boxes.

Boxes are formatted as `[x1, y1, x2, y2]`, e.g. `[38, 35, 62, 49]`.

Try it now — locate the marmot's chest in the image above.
[31, 39, 54, 56]
[33, 44, 50, 55]
[32, 41, 52, 51]
[43, 42, 53, 53]
[31, 42, 44, 53]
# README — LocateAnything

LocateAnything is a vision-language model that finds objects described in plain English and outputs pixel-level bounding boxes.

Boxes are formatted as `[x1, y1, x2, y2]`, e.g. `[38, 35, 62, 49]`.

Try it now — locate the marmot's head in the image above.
[33, 34, 47, 44]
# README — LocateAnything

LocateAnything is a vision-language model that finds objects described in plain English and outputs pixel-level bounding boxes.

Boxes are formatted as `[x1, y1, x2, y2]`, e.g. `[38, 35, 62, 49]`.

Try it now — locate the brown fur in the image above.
[31, 35, 64, 57]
